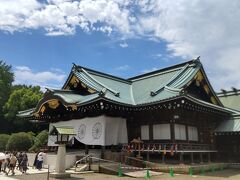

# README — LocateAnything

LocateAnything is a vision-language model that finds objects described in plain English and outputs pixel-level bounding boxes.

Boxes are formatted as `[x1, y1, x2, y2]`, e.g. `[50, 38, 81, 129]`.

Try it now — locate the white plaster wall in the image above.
[27, 153, 76, 170]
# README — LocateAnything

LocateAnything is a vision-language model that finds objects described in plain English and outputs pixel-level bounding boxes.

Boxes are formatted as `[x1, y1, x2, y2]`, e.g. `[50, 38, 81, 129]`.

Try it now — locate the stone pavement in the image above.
[1, 167, 240, 180]
[0, 168, 51, 180]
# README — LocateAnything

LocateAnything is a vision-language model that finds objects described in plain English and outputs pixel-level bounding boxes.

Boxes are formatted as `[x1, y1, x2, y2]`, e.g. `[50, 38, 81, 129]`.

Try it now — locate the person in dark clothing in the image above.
[0, 159, 2, 172]
[36, 152, 43, 170]
[20, 153, 28, 173]
[33, 152, 39, 169]
[17, 152, 23, 172]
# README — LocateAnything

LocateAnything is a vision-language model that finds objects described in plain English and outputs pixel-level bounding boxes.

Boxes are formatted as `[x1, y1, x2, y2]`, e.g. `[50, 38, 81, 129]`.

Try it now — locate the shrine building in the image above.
[19, 58, 240, 163]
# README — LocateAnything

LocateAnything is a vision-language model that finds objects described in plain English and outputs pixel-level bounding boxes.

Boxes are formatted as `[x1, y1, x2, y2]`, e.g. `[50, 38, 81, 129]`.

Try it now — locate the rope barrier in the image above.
[120, 162, 240, 171]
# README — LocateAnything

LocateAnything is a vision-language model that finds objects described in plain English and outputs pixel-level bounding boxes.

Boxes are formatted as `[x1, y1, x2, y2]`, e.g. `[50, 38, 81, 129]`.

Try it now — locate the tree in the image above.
[6, 132, 34, 151]
[0, 61, 14, 109]
[29, 130, 48, 152]
[4, 86, 43, 132]
[0, 61, 14, 132]
[0, 134, 10, 151]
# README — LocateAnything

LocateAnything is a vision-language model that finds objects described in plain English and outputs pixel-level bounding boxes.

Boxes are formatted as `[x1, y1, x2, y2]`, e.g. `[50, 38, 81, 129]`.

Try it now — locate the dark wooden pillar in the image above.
[208, 152, 211, 163]
[170, 120, 175, 143]
[149, 124, 153, 141]
[186, 125, 189, 143]
[190, 152, 194, 164]
[101, 146, 105, 159]
[147, 151, 150, 161]
[85, 145, 89, 155]
[200, 152, 203, 164]
[180, 152, 184, 164]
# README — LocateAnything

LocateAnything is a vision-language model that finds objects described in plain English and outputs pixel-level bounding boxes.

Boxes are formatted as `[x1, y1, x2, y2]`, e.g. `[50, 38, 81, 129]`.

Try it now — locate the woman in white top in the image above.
[36, 152, 43, 170]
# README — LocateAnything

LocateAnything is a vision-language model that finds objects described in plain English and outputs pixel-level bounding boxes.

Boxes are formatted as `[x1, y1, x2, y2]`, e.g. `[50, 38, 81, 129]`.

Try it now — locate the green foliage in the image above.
[0, 134, 10, 151]
[6, 132, 34, 151]
[4, 86, 43, 120]
[0, 61, 44, 133]
[29, 130, 48, 152]
[0, 61, 14, 132]
[0, 61, 14, 110]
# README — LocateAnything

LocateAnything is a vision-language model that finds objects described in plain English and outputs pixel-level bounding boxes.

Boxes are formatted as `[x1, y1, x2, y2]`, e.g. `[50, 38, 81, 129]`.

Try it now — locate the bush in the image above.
[27, 131, 36, 145]
[0, 134, 10, 151]
[29, 130, 48, 152]
[6, 132, 34, 151]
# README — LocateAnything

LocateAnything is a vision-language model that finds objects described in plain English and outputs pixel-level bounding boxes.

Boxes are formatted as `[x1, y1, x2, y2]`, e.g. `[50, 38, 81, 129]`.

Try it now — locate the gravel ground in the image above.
[8, 169, 240, 180]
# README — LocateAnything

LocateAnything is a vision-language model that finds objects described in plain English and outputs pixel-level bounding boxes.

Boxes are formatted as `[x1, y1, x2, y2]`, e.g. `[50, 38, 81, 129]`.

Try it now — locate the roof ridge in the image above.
[129, 59, 199, 81]
[74, 64, 132, 84]
[150, 63, 190, 96]
[79, 68, 120, 97]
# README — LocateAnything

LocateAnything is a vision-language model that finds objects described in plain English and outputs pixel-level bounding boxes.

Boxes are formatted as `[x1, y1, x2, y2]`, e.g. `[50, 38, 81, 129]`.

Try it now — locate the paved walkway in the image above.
[1, 167, 240, 180]
[0, 168, 51, 180]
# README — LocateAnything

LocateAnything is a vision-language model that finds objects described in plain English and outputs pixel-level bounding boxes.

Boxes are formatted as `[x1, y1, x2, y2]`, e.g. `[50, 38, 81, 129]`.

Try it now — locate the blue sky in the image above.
[0, 30, 180, 89]
[0, 0, 240, 91]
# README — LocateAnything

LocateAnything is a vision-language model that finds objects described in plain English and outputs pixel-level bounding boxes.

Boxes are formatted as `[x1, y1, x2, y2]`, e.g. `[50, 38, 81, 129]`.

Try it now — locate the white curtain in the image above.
[141, 125, 149, 140]
[153, 124, 171, 140]
[188, 126, 198, 141]
[174, 124, 186, 140]
[48, 115, 128, 146]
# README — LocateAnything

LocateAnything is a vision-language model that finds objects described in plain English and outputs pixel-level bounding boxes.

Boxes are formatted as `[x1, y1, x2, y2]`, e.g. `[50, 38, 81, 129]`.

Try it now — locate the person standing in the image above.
[6, 153, 17, 176]
[36, 152, 43, 170]
[33, 152, 39, 169]
[3, 152, 10, 173]
[21, 153, 28, 174]
[0, 159, 3, 173]
[17, 152, 23, 172]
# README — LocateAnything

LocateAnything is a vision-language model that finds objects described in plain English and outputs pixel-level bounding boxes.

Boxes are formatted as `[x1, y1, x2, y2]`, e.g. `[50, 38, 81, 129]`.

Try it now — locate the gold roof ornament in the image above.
[48, 99, 60, 109]
[40, 105, 46, 114]
[210, 96, 218, 105]
[203, 84, 210, 94]
[195, 71, 204, 82]
[68, 105, 77, 111]
[69, 75, 78, 85]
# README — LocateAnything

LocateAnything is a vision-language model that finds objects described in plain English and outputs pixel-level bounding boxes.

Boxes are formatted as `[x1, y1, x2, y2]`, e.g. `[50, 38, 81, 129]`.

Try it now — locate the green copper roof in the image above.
[50, 126, 76, 135]
[215, 118, 240, 132]
[50, 89, 99, 104]
[18, 108, 35, 117]
[19, 59, 228, 118]
[217, 90, 240, 111]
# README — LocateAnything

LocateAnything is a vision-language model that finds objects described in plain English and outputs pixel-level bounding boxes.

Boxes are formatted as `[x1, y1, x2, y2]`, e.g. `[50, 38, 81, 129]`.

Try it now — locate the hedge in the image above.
[0, 134, 10, 151]
[29, 130, 48, 152]
[6, 132, 34, 151]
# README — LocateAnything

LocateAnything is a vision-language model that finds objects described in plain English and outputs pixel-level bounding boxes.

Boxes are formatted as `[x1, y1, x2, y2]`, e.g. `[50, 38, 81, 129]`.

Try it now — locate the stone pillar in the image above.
[190, 152, 194, 164]
[55, 144, 66, 173]
[200, 152, 203, 164]
[50, 144, 70, 178]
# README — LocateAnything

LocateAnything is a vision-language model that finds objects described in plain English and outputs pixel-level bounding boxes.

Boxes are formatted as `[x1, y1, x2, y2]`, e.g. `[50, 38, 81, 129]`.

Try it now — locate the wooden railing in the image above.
[121, 143, 214, 152]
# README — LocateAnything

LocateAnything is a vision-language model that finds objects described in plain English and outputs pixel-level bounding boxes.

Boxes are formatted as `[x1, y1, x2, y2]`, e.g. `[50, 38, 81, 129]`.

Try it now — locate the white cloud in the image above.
[115, 65, 130, 71]
[1, 0, 240, 90]
[0, 0, 132, 36]
[119, 42, 128, 48]
[134, 0, 240, 90]
[14, 66, 66, 89]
